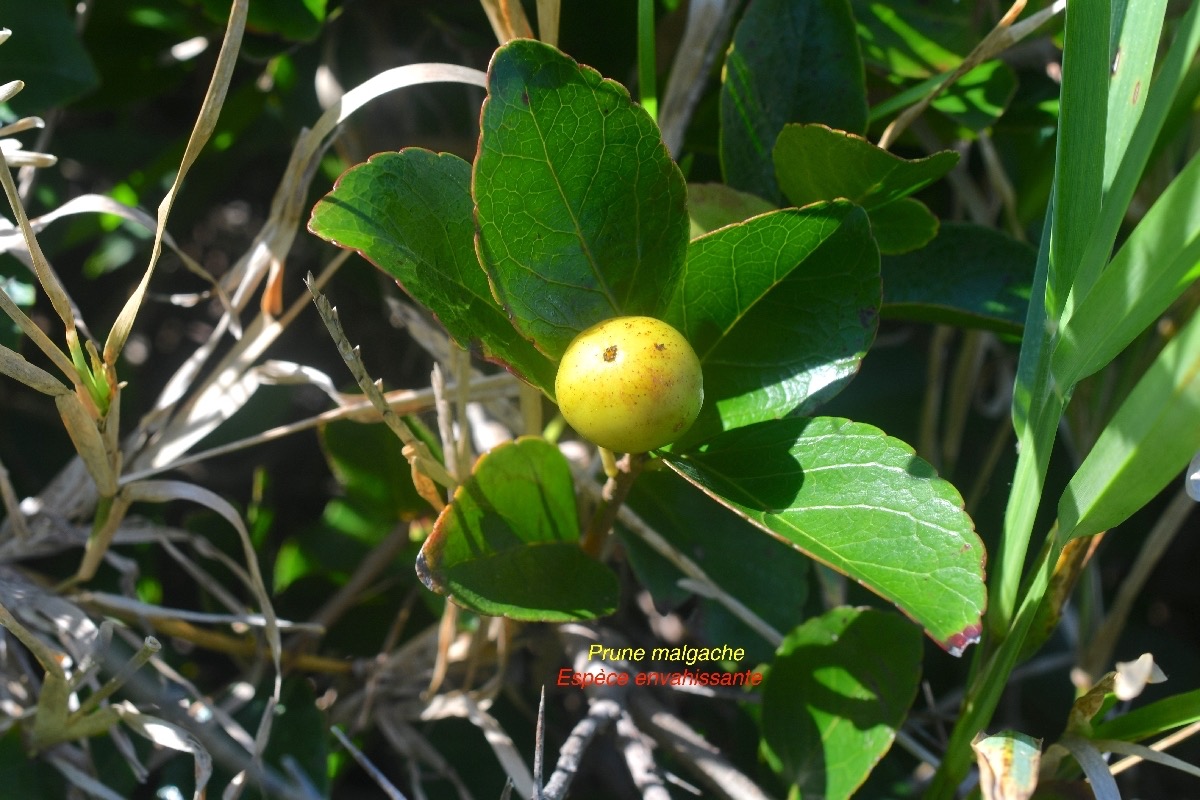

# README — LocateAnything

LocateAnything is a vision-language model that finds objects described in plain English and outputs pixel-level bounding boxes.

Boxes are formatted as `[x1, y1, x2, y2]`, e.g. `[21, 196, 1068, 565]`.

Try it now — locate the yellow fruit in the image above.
[554, 316, 704, 453]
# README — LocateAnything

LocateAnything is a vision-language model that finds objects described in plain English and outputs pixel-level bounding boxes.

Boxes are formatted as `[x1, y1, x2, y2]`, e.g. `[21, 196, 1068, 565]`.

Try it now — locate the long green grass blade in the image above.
[102, 0, 246, 366]
[1053, 145, 1200, 386]
[1091, 687, 1200, 742]
[993, 0, 1114, 634]
[1045, 0, 1109, 322]
[1059, 307, 1200, 540]
[993, 204, 1056, 634]
[1062, 1, 1200, 326]
[637, 0, 657, 121]
[941, 2, 1113, 795]
[1103, 0, 1165, 189]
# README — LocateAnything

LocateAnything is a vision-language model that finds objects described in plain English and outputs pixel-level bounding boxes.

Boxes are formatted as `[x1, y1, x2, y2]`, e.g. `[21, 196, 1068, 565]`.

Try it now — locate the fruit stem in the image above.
[581, 451, 646, 557]
[599, 446, 619, 479]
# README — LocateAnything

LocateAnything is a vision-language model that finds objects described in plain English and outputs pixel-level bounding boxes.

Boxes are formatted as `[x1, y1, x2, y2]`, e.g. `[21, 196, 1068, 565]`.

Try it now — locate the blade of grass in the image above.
[1101, 0, 1167, 191]
[933, 2, 1114, 795]
[637, 0, 657, 122]
[102, 0, 247, 365]
[1093, 689, 1200, 743]
[479, 0, 534, 43]
[122, 479, 280, 698]
[1054, 146, 1200, 387]
[0, 170, 80, 382]
[1060, 0, 1200, 332]
[991, 0, 1111, 637]
[1059, 307, 1200, 540]
[1102, 736, 1200, 781]
[0, 149, 76, 333]
[55, 393, 118, 496]
[991, 201, 1054, 638]
[1044, 0, 1109, 322]
[0, 344, 68, 396]
[928, 527, 1063, 798]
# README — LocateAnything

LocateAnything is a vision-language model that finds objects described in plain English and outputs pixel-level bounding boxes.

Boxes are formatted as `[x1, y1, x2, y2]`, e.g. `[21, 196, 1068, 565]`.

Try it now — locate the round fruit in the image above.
[554, 316, 704, 453]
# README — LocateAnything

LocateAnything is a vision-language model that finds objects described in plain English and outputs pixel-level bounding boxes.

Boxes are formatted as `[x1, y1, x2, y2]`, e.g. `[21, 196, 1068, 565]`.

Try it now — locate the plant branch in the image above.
[628, 692, 775, 800]
[580, 451, 645, 557]
[606, 492, 784, 645]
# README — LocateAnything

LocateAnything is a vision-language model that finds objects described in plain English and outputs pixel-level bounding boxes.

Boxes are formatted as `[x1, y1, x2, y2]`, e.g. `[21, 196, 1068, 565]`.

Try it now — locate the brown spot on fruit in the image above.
[604, 345, 618, 362]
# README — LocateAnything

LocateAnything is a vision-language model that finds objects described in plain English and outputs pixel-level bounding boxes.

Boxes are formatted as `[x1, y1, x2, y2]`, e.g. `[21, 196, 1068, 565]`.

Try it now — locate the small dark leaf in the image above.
[721, 0, 867, 201]
[687, 182, 777, 239]
[930, 59, 1017, 133]
[0, 0, 99, 114]
[774, 123, 959, 210]
[761, 608, 922, 799]
[881, 222, 1035, 334]
[852, 0, 983, 79]
[869, 197, 939, 255]
[417, 438, 618, 621]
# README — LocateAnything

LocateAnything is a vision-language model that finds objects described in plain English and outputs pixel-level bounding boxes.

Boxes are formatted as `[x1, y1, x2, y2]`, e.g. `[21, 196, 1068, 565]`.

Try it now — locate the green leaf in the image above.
[1091, 688, 1200, 743]
[308, 149, 557, 391]
[687, 182, 777, 240]
[760, 607, 922, 799]
[720, 0, 867, 201]
[868, 197, 938, 255]
[666, 417, 986, 653]
[620, 470, 809, 662]
[1103, 1, 1168, 193]
[1059, 308, 1200, 540]
[774, 123, 959, 211]
[0, 0, 99, 115]
[998, 0, 1117, 625]
[319, 419, 433, 532]
[881, 222, 1035, 334]
[474, 39, 688, 361]
[1045, 1, 1109, 322]
[665, 203, 880, 444]
[261, 678, 329, 795]
[1062, 2, 1199, 322]
[930, 59, 1017, 133]
[869, 60, 1017, 136]
[852, 0, 981, 80]
[1053, 147, 1200, 387]
[417, 437, 618, 621]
